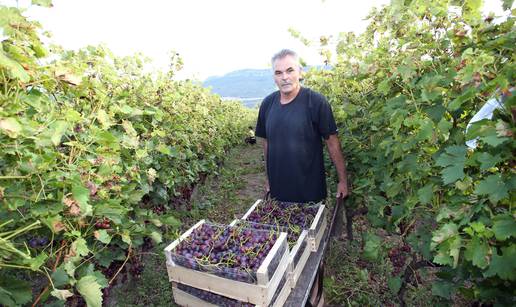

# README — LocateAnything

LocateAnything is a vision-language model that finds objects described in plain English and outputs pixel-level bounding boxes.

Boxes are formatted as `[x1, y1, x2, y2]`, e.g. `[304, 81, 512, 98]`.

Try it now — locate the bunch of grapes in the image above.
[246, 200, 318, 247]
[177, 283, 255, 306]
[172, 223, 278, 283]
[95, 217, 110, 229]
[388, 243, 411, 276]
[28, 236, 49, 249]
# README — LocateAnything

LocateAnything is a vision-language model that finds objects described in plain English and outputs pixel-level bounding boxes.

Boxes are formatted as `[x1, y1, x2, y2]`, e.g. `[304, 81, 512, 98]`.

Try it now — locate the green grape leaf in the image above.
[474, 152, 502, 171]
[464, 237, 489, 269]
[50, 121, 69, 146]
[432, 223, 459, 245]
[72, 238, 90, 257]
[72, 183, 92, 216]
[0, 50, 30, 82]
[0, 117, 22, 138]
[492, 215, 516, 241]
[448, 88, 476, 111]
[94, 229, 112, 244]
[417, 184, 433, 204]
[162, 215, 182, 228]
[436, 145, 467, 167]
[51, 268, 70, 288]
[483, 245, 516, 281]
[473, 174, 508, 203]
[64, 109, 82, 123]
[363, 233, 381, 260]
[24, 252, 48, 271]
[76, 275, 102, 307]
[441, 165, 465, 185]
[150, 231, 162, 243]
[0, 277, 32, 306]
[377, 79, 391, 95]
[92, 271, 108, 289]
[432, 280, 455, 299]
[388, 276, 402, 294]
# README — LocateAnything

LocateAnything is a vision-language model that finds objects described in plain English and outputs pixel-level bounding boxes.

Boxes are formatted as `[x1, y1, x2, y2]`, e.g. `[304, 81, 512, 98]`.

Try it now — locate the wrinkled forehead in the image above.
[272, 55, 301, 71]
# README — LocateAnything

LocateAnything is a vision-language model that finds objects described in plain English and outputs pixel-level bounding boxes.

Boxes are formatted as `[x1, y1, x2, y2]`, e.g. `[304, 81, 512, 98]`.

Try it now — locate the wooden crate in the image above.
[287, 229, 311, 288]
[308, 204, 327, 252]
[229, 218, 310, 289]
[171, 272, 291, 307]
[239, 200, 326, 288]
[164, 220, 290, 306]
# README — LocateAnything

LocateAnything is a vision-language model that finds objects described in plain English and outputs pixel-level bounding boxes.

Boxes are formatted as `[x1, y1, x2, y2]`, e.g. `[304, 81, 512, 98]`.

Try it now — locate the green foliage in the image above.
[0, 3, 255, 305]
[305, 0, 515, 304]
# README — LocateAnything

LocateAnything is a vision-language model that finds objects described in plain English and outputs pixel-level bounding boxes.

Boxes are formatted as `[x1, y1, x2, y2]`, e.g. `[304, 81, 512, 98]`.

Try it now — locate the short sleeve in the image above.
[312, 91, 338, 139]
[255, 97, 270, 138]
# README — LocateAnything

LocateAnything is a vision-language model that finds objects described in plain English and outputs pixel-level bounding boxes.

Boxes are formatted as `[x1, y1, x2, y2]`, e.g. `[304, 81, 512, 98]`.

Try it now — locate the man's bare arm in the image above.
[325, 134, 349, 198]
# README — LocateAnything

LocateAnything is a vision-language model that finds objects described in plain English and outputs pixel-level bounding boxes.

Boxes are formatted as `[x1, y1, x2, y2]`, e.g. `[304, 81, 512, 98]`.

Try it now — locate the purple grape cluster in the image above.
[246, 200, 318, 247]
[177, 283, 255, 307]
[28, 236, 49, 249]
[172, 223, 278, 283]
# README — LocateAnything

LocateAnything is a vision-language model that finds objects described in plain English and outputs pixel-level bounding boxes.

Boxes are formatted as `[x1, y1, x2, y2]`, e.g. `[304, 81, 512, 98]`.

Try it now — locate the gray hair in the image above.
[271, 49, 301, 68]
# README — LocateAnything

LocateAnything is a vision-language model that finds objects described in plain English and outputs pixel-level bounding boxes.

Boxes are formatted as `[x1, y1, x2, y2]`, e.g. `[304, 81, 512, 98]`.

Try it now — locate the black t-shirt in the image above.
[255, 87, 338, 203]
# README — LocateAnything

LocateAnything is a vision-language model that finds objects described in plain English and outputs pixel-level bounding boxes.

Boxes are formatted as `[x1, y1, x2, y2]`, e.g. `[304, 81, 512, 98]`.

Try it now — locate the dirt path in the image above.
[189, 138, 267, 224]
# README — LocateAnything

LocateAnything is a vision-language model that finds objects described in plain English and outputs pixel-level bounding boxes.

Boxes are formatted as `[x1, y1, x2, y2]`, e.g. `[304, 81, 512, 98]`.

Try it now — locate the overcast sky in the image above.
[1, 0, 509, 80]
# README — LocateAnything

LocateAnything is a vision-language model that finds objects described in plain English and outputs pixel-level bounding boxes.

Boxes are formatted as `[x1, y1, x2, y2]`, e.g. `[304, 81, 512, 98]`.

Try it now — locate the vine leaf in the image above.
[388, 276, 402, 294]
[363, 233, 381, 260]
[76, 275, 102, 307]
[0, 277, 32, 306]
[464, 237, 489, 269]
[492, 215, 516, 241]
[72, 184, 92, 216]
[431, 280, 454, 299]
[473, 174, 508, 203]
[51, 289, 74, 301]
[0, 117, 22, 138]
[473, 152, 502, 170]
[435, 145, 466, 184]
[0, 50, 30, 82]
[483, 245, 516, 281]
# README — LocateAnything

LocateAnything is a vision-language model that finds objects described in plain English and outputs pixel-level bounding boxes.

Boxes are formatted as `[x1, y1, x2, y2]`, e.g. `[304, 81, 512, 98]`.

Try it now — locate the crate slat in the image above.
[165, 231, 289, 306]
[238, 200, 326, 286]
[172, 274, 291, 307]
[287, 230, 311, 288]
[164, 219, 206, 265]
[309, 205, 327, 251]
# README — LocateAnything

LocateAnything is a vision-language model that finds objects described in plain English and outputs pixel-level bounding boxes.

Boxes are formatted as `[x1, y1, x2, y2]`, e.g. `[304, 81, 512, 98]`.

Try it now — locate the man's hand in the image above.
[325, 134, 349, 199]
[336, 181, 348, 199]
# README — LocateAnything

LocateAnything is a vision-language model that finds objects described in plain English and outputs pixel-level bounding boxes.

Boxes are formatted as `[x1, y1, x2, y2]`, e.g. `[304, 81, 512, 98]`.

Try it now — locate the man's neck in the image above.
[279, 86, 301, 104]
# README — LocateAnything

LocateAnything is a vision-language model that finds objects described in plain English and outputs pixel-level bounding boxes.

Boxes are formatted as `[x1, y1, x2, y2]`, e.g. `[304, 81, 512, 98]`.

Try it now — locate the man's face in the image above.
[273, 55, 301, 96]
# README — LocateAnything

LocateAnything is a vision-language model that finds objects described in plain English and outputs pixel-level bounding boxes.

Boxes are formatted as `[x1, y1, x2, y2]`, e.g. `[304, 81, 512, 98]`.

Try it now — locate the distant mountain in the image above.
[203, 69, 276, 106]
[203, 66, 331, 108]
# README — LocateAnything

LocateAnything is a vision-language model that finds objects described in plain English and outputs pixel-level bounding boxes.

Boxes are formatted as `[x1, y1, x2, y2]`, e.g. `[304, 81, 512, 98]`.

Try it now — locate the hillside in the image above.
[203, 69, 276, 101]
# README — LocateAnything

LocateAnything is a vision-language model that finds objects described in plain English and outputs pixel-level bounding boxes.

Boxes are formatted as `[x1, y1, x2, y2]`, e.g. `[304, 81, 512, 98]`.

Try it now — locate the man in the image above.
[255, 49, 349, 306]
[255, 49, 348, 202]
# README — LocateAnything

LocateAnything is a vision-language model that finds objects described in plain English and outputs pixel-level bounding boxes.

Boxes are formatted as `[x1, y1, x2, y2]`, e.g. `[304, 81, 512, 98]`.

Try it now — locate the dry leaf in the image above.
[63, 197, 81, 216]
[55, 69, 82, 86]
[52, 220, 66, 233]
